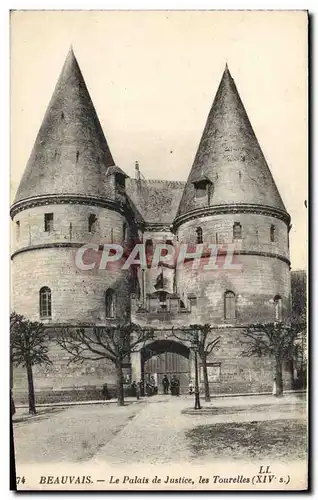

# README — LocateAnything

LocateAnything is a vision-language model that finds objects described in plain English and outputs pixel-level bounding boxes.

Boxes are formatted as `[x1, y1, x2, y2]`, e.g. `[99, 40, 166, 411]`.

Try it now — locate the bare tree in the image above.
[240, 322, 303, 397]
[172, 324, 220, 402]
[57, 323, 154, 406]
[10, 312, 52, 414]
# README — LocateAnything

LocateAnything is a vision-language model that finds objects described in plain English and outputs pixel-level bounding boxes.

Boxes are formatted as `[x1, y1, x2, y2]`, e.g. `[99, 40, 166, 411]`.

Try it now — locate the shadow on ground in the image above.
[12, 407, 65, 424]
[182, 402, 306, 416]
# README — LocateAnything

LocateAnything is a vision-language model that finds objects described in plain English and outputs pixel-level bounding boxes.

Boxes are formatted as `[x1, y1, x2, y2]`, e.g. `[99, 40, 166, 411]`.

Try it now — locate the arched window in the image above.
[196, 227, 203, 244]
[233, 222, 242, 239]
[105, 289, 116, 318]
[274, 295, 282, 321]
[39, 287, 52, 319]
[270, 224, 276, 242]
[224, 291, 236, 320]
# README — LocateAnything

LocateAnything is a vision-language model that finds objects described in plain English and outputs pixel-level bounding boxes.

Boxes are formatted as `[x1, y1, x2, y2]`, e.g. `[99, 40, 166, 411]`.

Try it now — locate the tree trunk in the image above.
[116, 360, 124, 406]
[274, 355, 283, 397]
[286, 359, 295, 389]
[26, 361, 36, 414]
[201, 352, 211, 402]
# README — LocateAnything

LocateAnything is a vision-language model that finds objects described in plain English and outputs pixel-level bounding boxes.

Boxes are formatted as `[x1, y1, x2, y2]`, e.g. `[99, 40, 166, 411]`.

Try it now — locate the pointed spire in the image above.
[14, 48, 116, 203]
[176, 66, 287, 218]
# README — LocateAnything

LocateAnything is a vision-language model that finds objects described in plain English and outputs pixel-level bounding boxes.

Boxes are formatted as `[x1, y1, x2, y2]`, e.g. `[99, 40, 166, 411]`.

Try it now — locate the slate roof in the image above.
[176, 65, 287, 218]
[126, 179, 185, 224]
[14, 47, 115, 203]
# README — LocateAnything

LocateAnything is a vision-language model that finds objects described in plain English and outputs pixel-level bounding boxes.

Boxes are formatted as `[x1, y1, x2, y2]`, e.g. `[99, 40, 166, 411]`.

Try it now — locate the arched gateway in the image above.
[131, 339, 192, 394]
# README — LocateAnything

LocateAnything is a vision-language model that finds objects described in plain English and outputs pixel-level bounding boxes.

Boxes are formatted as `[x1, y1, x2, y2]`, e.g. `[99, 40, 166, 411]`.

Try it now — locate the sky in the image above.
[10, 10, 308, 270]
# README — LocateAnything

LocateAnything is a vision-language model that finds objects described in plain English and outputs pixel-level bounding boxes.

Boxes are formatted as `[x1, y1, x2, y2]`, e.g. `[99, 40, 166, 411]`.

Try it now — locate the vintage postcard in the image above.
[10, 10, 308, 491]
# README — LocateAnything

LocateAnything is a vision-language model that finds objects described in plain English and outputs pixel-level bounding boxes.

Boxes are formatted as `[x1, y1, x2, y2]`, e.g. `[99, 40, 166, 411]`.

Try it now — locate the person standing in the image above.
[188, 379, 194, 395]
[162, 374, 169, 395]
[136, 380, 141, 400]
[175, 376, 180, 396]
[170, 375, 177, 395]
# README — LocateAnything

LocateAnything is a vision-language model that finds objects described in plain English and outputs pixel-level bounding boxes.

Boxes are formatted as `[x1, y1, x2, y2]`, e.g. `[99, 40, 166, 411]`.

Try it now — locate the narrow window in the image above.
[215, 232, 218, 245]
[224, 291, 236, 320]
[105, 289, 116, 318]
[270, 225, 276, 242]
[39, 286, 52, 319]
[233, 222, 242, 239]
[123, 222, 127, 241]
[196, 227, 203, 244]
[44, 213, 54, 232]
[274, 295, 282, 321]
[145, 239, 154, 264]
[207, 182, 214, 204]
[16, 220, 20, 239]
[88, 214, 97, 233]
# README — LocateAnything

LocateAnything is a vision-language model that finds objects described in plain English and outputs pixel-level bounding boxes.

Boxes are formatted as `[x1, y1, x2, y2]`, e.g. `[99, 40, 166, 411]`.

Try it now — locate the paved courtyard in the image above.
[13, 393, 306, 465]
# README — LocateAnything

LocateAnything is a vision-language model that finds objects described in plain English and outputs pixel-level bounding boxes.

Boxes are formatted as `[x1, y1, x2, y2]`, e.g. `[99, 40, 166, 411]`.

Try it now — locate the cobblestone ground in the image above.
[13, 393, 306, 465]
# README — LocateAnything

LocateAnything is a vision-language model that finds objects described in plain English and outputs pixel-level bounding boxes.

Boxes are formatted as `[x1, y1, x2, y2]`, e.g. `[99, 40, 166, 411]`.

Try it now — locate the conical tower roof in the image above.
[176, 65, 287, 220]
[14, 48, 115, 204]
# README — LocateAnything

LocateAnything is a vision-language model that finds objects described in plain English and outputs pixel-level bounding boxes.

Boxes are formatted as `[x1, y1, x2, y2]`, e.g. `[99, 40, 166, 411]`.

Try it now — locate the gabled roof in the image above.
[176, 65, 287, 219]
[14, 47, 116, 203]
[106, 165, 129, 178]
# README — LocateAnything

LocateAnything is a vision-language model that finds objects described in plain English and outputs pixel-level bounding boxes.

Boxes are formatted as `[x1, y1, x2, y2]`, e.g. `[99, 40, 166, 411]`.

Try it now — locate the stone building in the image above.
[11, 48, 292, 401]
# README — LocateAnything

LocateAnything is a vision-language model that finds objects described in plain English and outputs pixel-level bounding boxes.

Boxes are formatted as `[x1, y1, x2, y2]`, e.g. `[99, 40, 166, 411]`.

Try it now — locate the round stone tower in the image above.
[11, 48, 131, 325]
[174, 65, 292, 393]
[11, 49, 131, 399]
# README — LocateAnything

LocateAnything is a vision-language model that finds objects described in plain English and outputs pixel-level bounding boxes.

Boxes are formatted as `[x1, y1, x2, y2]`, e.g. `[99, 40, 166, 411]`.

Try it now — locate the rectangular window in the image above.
[88, 214, 97, 233]
[233, 222, 242, 239]
[44, 213, 54, 232]
[270, 225, 276, 242]
[16, 221, 20, 239]
[195, 183, 207, 198]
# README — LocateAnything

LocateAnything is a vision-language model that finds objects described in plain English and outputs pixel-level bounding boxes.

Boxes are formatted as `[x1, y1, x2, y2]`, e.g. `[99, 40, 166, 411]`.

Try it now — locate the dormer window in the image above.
[106, 166, 128, 195]
[193, 178, 213, 203]
[115, 173, 126, 193]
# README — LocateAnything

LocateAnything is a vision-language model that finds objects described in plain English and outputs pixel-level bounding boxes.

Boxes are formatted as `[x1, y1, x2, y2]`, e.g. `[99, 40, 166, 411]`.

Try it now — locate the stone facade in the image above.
[11, 49, 292, 402]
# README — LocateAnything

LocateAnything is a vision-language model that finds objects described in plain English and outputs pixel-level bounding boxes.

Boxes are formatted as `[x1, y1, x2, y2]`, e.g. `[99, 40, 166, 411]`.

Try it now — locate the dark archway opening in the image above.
[141, 340, 190, 394]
